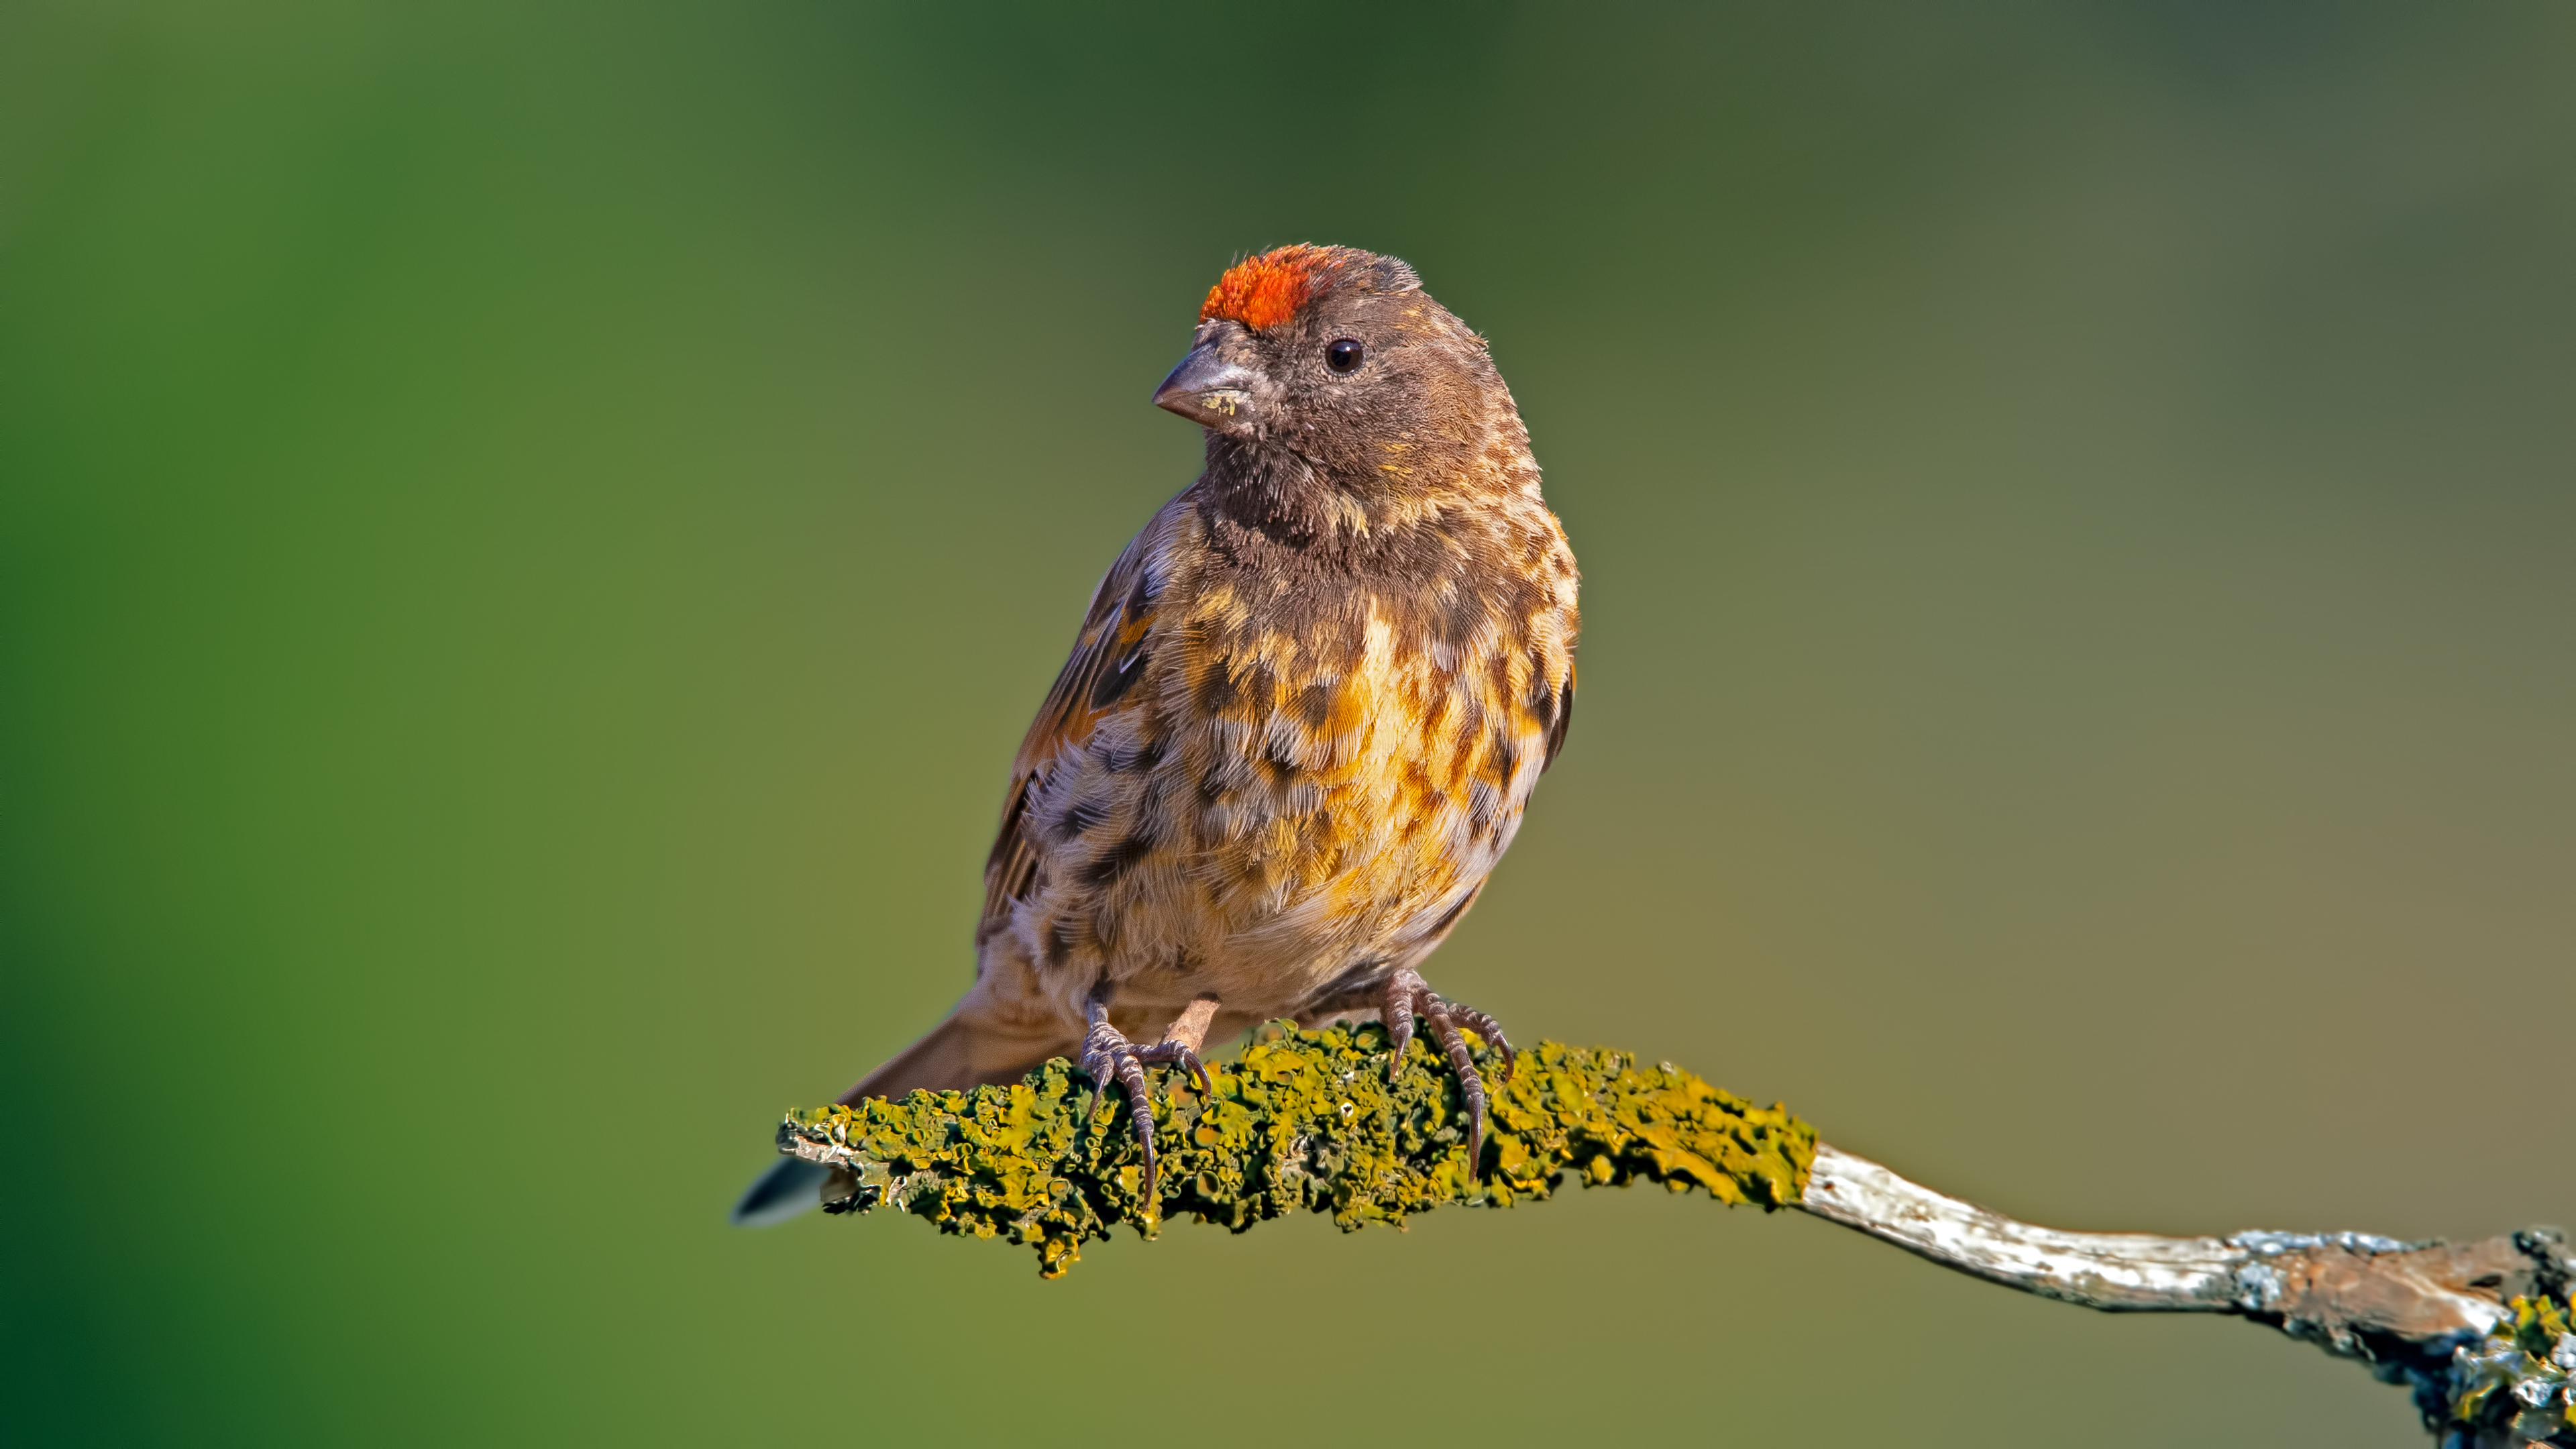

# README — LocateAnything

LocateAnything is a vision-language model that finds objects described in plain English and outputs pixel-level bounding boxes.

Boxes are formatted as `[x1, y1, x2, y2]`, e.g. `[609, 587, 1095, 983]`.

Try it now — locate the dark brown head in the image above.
[1152, 246, 1525, 505]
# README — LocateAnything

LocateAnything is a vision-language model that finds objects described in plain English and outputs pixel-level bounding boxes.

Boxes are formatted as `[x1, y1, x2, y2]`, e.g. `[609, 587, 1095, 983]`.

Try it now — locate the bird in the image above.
[735, 244, 1578, 1226]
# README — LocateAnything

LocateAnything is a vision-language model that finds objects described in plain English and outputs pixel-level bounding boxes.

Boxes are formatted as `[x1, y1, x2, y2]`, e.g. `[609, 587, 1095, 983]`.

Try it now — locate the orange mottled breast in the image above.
[973, 474, 1577, 1043]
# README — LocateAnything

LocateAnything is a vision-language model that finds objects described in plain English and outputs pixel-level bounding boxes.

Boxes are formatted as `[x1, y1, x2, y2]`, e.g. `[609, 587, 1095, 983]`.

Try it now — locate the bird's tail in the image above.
[729, 999, 1070, 1227]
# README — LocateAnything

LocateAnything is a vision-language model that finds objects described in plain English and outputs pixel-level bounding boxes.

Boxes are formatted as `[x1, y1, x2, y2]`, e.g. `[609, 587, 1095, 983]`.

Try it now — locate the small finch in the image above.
[737, 245, 1578, 1224]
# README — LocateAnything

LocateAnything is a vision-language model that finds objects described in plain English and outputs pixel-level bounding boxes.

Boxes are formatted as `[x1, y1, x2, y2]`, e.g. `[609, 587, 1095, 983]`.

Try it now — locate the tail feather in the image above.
[832, 1011, 1016, 1106]
[730, 1157, 831, 1228]
[730, 1006, 1071, 1227]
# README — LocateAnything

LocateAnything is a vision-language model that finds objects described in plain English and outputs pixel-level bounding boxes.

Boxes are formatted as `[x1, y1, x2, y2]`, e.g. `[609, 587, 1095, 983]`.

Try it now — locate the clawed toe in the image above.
[1132, 1037, 1212, 1095]
[1442, 1002, 1514, 1081]
[1078, 996, 1212, 1206]
[1379, 965, 1515, 1169]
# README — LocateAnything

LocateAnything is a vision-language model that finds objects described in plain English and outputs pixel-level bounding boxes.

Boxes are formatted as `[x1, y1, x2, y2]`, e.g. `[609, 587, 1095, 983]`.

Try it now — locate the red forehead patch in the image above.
[1199, 245, 1336, 331]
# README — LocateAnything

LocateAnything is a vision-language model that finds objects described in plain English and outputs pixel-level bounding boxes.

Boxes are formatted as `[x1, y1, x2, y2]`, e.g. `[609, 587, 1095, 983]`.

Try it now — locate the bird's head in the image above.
[1154, 245, 1513, 492]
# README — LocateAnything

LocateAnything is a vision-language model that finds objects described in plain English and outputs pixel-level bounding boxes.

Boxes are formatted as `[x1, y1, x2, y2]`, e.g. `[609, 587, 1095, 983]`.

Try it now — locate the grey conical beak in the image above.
[1152, 341, 1257, 429]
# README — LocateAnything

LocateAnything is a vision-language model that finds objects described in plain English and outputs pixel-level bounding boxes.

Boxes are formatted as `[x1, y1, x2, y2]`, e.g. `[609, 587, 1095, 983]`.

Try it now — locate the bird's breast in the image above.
[998, 494, 1576, 1024]
[1141, 565, 1568, 975]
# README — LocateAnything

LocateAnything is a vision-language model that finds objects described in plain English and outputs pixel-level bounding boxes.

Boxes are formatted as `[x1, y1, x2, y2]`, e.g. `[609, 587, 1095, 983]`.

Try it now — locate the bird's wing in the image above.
[1541, 663, 1574, 772]
[979, 535, 1159, 941]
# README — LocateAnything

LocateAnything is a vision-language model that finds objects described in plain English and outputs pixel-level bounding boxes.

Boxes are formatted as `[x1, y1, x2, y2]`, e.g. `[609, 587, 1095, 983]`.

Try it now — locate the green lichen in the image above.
[2449, 1291, 2576, 1446]
[779, 1020, 1814, 1277]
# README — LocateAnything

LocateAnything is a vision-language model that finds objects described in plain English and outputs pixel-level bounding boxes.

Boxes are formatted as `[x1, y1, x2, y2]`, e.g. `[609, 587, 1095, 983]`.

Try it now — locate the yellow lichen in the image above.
[778, 1020, 1814, 1278]
[2449, 1290, 2576, 1443]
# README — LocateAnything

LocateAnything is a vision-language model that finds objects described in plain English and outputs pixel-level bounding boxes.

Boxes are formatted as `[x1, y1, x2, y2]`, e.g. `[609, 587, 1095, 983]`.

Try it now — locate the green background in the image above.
[5, 3, 2570, 1444]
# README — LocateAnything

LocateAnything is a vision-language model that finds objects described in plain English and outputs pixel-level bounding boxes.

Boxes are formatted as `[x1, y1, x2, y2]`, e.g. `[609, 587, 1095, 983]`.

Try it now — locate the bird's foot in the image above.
[1079, 989, 1212, 1207]
[1380, 964, 1514, 1169]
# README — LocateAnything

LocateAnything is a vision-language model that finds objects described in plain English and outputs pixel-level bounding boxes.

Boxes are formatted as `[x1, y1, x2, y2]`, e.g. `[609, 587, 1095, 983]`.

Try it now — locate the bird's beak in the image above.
[1152, 338, 1258, 431]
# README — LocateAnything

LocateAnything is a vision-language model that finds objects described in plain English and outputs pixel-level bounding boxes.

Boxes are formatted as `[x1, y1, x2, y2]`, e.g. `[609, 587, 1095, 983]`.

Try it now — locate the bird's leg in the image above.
[1079, 983, 1213, 1206]
[1159, 992, 1222, 1058]
[1380, 964, 1515, 1169]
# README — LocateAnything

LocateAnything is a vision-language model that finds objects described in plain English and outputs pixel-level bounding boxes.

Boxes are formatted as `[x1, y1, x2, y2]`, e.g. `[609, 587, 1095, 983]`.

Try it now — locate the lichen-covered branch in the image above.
[771, 1021, 2571, 1444]
[779, 1020, 1812, 1277]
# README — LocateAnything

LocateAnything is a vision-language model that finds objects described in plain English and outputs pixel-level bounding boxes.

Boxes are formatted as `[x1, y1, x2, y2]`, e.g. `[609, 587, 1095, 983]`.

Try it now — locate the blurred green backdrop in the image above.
[4, 3, 2570, 1444]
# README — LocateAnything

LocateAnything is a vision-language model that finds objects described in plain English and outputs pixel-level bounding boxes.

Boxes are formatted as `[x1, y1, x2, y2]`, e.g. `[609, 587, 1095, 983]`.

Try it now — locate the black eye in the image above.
[1326, 337, 1365, 374]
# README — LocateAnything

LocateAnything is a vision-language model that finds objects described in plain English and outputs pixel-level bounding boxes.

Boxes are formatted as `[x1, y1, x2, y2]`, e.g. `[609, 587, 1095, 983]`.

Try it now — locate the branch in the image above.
[773, 1022, 2573, 1446]
[1804, 1145, 2574, 1445]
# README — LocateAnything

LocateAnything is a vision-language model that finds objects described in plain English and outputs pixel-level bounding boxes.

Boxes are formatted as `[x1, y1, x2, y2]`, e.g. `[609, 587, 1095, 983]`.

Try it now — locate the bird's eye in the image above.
[1326, 337, 1366, 374]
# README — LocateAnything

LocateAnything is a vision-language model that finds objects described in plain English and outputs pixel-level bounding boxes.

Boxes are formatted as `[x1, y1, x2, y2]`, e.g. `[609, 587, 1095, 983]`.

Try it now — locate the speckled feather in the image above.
[849, 246, 1577, 1099]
